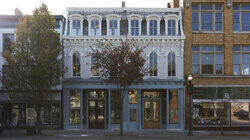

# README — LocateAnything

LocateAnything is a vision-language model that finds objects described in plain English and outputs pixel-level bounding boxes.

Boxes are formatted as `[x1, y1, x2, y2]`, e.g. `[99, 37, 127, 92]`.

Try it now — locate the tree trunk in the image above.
[35, 105, 42, 135]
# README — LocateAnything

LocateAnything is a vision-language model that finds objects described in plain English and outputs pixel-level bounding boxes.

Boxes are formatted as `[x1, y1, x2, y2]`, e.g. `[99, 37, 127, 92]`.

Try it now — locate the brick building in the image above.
[183, 0, 250, 128]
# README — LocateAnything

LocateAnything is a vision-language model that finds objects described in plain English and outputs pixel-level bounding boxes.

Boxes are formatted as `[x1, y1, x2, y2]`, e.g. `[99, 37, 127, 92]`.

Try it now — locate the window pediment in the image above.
[69, 14, 84, 20]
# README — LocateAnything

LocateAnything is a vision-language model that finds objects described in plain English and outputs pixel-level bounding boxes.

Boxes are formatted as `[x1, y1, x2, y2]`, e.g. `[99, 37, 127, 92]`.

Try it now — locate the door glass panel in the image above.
[152, 101, 159, 121]
[89, 101, 95, 107]
[169, 90, 179, 124]
[111, 91, 121, 124]
[144, 101, 151, 121]
[70, 90, 81, 125]
[98, 101, 104, 108]
[129, 109, 137, 122]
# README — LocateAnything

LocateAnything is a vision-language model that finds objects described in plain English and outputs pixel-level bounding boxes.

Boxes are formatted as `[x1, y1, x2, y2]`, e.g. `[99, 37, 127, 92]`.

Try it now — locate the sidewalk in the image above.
[1, 129, 250, 138]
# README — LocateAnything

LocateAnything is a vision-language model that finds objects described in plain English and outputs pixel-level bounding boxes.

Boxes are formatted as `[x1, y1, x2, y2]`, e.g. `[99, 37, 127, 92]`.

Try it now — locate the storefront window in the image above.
[70, 90, 81, 125]
[193, 102, 229, 126]
[231, 102, 250, 126]
[111, 91, 121, 124]
[128, 90, 138, 104]
[143, 91, 160, 98]
[169, 90, 178, 124]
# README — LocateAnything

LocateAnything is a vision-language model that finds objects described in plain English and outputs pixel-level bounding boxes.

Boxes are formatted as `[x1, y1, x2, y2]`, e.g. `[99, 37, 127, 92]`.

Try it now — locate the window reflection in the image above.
[128, 90, 138, 104]
[70, 90, 81, 124]
[169, 90, 178, 124]
[231, 102, 250, 126]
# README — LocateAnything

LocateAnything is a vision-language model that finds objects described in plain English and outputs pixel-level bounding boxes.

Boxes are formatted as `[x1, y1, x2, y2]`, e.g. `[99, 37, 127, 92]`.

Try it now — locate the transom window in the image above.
[168, 52, 176, 76]
[72, 20, 80, 36]
[91, 19, 100, 36]
[168, 20, 176, 36]
[233, 3, 250, 32]
[149, 20, 157, 35]
[73, 52, 81, 77]
[131, 20, 139, 36]
[192, 46, 223, 75]
[233, 46, 250, 75]
[109, 20, 118, 36]
[192, 3, 223, 31]
[149, 52, 157, 76]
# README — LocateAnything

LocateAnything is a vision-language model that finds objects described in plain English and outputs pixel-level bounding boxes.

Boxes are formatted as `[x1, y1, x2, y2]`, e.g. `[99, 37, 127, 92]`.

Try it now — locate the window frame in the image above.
[72, 20, 81, 36]
[91, 54, 99, 77]
[192, 45, 224, 75]
[72, 52, 81, 77]
[233, 3, 250, 32]
[168, 52, 176, 77]
[233, 45, 250, 75]
[130, 19, 139, 36]
[109, 19, 118, 36]
[149, 20, 158, 36]
[3, 33, 14, 52]
[149, 52, 158, 77]
[167, 20, 176, 36]
[192, 3, 223, 32]
[90, 19, 100, 36]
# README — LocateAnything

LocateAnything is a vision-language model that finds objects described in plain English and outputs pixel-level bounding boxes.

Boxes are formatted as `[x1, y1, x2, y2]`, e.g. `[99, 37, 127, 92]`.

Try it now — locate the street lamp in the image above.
[186, 74, 193, 136]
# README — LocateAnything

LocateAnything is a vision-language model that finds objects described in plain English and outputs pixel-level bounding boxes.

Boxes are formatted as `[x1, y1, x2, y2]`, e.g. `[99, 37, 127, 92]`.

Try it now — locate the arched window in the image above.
[168, 20, 176, 36]
[91, 19, 100, 36]
[91, 54, 99, 76]
[168, 52, 176, 76]
[73, 52, 81, 76]
[149, 52, 157, 76]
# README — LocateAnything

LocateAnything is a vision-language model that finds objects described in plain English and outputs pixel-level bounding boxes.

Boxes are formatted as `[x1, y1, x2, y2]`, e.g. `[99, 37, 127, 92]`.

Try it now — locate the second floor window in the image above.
[149, 52, 157, 76]
[233, 46, 250, 75]
[192, 3, 223, 32]
[131, 20, 139, 36]
[149, 20, 157, 35]
[168, 20, 176, 36]
[168, 52, 176, 76]
[109, 20, 118, 36]
[233, 3, 250, 32]
[72, 20, 80, 36]
[91, 19, 100, 36]
[3, 33, 14, 52]
[192, 45, 223, 75]
[73, 52, 81, 77]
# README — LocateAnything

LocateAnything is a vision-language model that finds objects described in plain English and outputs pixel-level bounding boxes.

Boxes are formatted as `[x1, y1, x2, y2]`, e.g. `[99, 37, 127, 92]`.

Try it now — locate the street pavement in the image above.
[0, 129, 250, 140]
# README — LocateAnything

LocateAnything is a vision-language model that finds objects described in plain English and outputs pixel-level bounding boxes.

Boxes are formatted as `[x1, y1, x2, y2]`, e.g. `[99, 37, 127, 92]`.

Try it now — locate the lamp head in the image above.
[188, 75, 193, 81]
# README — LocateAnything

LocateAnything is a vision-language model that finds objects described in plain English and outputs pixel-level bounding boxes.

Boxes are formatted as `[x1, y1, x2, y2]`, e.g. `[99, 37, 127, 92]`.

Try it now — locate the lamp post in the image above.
[186, 75, 193, 136]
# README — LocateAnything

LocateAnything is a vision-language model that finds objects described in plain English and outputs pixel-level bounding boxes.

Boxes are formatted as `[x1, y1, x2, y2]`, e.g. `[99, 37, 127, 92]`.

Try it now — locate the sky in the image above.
[0, 0, 173, 16]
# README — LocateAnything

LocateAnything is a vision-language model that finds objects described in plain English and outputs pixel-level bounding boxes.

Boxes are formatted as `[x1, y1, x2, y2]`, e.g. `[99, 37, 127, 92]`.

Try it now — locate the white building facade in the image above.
[62, 6, 185, 131]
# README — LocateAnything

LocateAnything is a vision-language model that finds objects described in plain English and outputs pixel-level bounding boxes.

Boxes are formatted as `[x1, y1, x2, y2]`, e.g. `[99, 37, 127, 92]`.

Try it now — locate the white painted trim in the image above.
[68, 14, 84, 20]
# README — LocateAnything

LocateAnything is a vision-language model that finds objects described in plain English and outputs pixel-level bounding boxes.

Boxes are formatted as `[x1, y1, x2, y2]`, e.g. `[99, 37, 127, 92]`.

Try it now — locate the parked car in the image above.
[0, 122, 4, 134]
[233, 110, 249, 120]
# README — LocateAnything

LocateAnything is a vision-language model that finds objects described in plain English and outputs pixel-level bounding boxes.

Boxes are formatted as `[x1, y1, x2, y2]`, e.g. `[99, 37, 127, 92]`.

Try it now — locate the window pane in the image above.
[233, 46, 240, 52]
[215, 65, 223, 74]
[215, 23, 222, 31]
[192, 22, 199, 31]
[233, 23, 240, 31]
[70, 90, 81, 125]
[192, 12, 199, 21]
[201, 12, 213, 31]
[201, 46, 213, 52]
[241, 4, 250, 10]
[242, 54, 250, 75]
[216, 46, 223, 52]
[216, 13, 222, 22]
[202, 54, 213, 74]
[128, 90, 138, 104]
[216, 54, 223, 64]
[193, 54, 199, 64]
[201, 4, 213, 10]
[192, 46, 199, 51]
[242, 12, 250, 31]
[192, 65, 200, 74]
[3, 34, 14, 52]
[242, 46, 250, 52]
[233, 65, 240, 75]
[192, 4, 199, 10]
[233, 4, 239, 10]
[215, 4, 222, 10]
[233, 12, 240, 22]
[129, 109, 137, 122]
[233, 54, 240, 64]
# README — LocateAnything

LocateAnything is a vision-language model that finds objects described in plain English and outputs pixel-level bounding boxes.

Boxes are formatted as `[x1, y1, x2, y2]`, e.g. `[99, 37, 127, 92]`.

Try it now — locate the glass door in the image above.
[88, 91, 105, 129]
[128, 90, 138, 130]
[167, 89, 180, 128]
